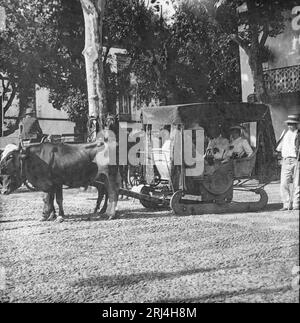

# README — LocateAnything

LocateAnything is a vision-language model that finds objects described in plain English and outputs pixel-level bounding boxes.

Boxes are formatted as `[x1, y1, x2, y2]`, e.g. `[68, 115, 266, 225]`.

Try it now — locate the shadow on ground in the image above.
[64, 209, 172, 221]
[70, 264, 241, 289]
[0, 203, 285, 224]
[156, 286, 292, 303]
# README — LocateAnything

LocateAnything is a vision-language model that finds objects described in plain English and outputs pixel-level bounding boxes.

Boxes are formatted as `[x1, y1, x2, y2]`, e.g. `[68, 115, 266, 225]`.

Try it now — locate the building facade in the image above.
[240, 7, 300, 140]
[0, 86, 75, 149]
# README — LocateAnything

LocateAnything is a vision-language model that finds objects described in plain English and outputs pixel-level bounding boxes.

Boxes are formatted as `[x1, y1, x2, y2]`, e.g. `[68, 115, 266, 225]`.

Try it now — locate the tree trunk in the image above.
[248, 50, 269, 103]
[80, 0, 107, 137]
[3, 84, 34, 137]
[245, 0, 269, 104]
[0, 74, 17, 115]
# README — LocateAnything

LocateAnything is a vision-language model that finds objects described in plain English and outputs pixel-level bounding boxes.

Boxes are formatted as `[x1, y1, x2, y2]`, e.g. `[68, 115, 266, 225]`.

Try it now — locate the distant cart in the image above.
[119, 102, 279, 215]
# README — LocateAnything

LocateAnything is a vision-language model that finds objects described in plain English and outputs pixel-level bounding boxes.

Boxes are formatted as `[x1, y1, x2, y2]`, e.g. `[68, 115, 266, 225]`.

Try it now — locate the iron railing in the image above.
[263, 64, 300, 95]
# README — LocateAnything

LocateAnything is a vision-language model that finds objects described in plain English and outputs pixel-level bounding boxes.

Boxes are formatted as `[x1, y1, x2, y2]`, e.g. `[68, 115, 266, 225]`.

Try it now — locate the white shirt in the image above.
[277, 129, 297, 158]
[225, 137, 253, 159]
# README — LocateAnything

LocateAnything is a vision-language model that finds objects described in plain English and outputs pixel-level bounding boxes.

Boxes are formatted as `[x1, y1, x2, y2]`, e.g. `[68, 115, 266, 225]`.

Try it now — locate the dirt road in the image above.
[0, 183, 299, 303]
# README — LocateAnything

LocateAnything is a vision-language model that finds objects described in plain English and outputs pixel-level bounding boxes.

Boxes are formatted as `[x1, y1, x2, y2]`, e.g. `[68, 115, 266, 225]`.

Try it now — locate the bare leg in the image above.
[292, 160, 299, 209]
[119, 166, 125, 200]
[280, 158, 293, 209]
[93, 187, 103, 214]
[42, 192, 55, 221]
[98, 184, 108, 215]
[107, 169, 120, 220]
[124, 165, 129, 200]
[55, 186, 64, 223]
[93, 185, 104, 213]
[88, 184, 108, 220]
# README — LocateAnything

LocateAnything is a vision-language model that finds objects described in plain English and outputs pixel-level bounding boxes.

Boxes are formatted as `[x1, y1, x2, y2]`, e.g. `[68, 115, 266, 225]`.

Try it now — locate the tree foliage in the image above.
[215, 0, 299, 102]
[164, 0, 241, 103]
[1, 0, 242, 136]
[109, 0, 241, 105]
[0, 0, 60, 135]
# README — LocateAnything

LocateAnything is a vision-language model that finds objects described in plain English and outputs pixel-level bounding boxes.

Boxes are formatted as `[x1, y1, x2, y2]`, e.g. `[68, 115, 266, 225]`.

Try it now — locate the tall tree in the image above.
[80, 0, 106, 139]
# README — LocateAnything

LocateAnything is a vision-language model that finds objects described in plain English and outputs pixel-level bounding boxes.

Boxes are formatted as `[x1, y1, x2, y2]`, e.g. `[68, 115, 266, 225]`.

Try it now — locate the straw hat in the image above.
[285, 114, 300, 124]
[25, 108, 34, 115]
[229, 125, 244, 132]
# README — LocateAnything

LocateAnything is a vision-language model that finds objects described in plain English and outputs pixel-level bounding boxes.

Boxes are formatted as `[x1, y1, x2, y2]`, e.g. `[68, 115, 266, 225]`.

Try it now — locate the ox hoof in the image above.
[87, 215, 95, 221]
[55, 216, 64, 223]
[40, 216, 49, 222]
[108, 213, 118, 220]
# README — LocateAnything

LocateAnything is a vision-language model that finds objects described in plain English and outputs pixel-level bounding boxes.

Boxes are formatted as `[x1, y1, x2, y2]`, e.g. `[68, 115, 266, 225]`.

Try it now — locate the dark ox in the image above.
[0, 142, 120, 222]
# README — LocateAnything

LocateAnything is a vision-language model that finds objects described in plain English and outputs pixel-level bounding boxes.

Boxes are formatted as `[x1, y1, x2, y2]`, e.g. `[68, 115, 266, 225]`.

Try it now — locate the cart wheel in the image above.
[25, 180, 37, 192]
[139, 186, 160, 209]
[170, 190, 191, 216]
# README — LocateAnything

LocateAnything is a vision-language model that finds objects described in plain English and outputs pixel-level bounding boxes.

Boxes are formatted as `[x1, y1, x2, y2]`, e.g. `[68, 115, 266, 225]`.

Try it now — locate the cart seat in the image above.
[233, 146, 257, 179]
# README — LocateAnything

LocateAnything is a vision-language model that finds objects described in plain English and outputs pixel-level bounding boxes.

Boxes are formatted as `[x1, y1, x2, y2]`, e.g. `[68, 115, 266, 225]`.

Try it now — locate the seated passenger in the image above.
[224, 125, 253, 160]
[205, 125, 230, 163]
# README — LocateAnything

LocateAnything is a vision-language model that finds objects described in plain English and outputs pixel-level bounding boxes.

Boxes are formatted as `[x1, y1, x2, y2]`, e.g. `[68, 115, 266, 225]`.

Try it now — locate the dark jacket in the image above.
[19, 116, 43, 141]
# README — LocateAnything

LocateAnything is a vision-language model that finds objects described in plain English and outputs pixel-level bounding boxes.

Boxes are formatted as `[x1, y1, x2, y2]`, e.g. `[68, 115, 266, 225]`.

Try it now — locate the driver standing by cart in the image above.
[276, 115, 300, 211]
[19, 107, 43, 144]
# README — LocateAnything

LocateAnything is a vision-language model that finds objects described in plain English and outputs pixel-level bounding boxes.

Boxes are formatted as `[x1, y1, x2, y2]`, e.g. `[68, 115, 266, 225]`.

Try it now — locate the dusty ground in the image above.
[0, 182, 299, 303]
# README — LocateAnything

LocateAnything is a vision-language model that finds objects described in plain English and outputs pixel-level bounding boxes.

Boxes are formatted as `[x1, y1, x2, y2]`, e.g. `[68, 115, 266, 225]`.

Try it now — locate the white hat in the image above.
[285, 115, 300, 124]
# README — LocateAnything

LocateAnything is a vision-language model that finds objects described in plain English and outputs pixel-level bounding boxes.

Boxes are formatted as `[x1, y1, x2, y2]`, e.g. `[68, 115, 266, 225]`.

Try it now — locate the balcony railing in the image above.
[263, 65, 300, 95]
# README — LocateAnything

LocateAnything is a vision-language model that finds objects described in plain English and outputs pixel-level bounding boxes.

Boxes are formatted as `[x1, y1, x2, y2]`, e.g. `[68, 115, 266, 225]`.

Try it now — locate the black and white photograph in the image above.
[0, 0, 299, 305]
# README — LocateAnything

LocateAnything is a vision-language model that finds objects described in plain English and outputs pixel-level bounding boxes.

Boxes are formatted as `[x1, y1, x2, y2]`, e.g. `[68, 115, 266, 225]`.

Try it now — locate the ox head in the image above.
[1, 174, 22, 195]
[0, 144, 24, 194]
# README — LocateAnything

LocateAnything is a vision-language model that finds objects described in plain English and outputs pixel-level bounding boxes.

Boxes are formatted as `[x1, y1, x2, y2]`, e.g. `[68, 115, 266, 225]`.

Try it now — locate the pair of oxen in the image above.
[0, 137, 120, 223]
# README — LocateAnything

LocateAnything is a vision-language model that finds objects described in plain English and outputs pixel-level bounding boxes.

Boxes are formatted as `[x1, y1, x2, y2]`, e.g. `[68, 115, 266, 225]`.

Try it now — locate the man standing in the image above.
[19, 107, 43, 143]
[276, 115, 300, 211]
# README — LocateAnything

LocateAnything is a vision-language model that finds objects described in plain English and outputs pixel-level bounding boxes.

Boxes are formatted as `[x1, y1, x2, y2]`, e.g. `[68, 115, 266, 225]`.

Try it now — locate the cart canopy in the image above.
[141, 102, 271, 126]
[142, 102, 277, 177]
